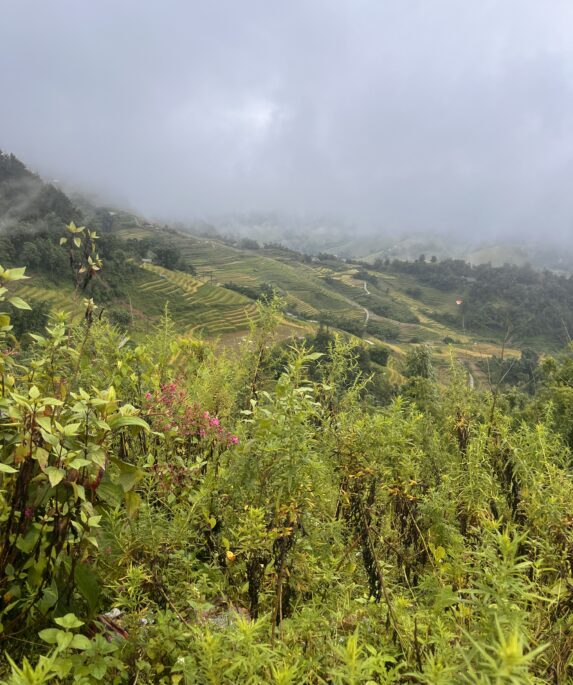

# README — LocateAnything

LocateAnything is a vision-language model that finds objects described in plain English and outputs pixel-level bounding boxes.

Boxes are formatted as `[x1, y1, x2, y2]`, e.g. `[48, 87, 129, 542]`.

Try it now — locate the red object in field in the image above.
[456, 299, 463, 305]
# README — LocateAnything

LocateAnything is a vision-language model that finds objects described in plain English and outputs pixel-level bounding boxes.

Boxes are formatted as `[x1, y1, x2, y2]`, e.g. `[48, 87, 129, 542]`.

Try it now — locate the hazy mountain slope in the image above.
[1, 150, 567, 369]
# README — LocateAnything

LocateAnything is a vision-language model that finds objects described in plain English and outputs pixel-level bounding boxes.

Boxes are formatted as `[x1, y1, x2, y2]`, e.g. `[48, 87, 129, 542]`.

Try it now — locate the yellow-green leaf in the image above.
[8, 296, 31, 310]
[46, 467, 65, 487]
[108, 415, 149, 432]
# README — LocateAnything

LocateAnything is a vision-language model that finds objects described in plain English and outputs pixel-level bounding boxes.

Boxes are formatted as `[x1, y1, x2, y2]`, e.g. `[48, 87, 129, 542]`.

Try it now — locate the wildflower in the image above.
[231, 435, 239, 445]
[24, 507, 33, 519]
[210, 417, 220, 427]
[144, 392, 152, 400]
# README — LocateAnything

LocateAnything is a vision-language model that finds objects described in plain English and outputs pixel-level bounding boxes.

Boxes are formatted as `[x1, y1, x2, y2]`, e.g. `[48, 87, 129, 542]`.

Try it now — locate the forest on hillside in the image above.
[1, 221, 573, 684]
[369, 256, 573, 347]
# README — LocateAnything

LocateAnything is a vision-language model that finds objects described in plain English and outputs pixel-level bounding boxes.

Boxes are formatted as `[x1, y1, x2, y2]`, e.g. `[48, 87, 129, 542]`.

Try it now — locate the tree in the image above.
[405, 344, 434, 379]
[239, 238, 260, 250]
[20, 241, 41, 269]
[153, 244, 182, 270]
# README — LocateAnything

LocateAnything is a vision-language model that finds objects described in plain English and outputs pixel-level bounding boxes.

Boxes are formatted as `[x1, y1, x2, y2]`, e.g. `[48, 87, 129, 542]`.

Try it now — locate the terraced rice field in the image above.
[117, 228, 152, 240]
[137, 264, 261, 337]
[168, 234, 367, 322]
[13, 283, 82, 319]
[116, 230, 488, 350]
[285, 294, 320, 319]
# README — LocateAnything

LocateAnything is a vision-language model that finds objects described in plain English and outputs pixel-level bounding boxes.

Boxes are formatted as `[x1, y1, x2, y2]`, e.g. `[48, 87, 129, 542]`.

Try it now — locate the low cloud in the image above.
[2, 1, 573, 240]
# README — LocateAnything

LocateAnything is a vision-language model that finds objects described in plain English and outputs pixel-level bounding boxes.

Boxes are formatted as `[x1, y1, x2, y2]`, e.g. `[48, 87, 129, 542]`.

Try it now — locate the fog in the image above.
[2, 1, 573, 240]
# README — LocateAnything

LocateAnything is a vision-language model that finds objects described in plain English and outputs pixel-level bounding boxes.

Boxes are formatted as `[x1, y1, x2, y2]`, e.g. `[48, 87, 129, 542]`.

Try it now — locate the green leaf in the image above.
[35, 416, 53, 432]
[97, 479, 124, 508]
[16, 527, 40, 553]
[33, 447, 49, 467]
[108, 415, 149, 432]
[125, 490, 141, 518]
[45, 466, 65, 487]
[8, 296, 31, 310]
[56, 632, 74, 650]
[75, 563, 101, 613]
[38, 582, 59, 615]
[62, 422, 81, 436]
[68, 457, 91, 469]
[0, 463, 18, 474]
[40, 397, 63, 407]
[55, 613, 84, 629]
[2, 267, 29, 282]
[50, 657, 74, 679]
[113, 458, 145, 492]
[71, 482, 86, 502]
[39, 628, 62, 645]
[305, 352, 324, 361]
[70, 634, 92, 650]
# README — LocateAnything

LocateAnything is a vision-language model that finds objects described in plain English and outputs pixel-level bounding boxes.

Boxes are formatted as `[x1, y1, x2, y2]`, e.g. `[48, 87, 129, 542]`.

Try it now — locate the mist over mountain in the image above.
[3, 1, 573, 244]
[182, 211, 573, 272]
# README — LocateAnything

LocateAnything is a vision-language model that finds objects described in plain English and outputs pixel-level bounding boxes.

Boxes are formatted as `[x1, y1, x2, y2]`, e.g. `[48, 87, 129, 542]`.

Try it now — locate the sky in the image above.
[2, 1, 573, 238]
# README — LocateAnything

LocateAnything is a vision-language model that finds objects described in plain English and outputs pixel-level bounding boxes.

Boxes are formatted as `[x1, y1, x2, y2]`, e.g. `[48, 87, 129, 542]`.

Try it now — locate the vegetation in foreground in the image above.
[1, 224, 573, 684]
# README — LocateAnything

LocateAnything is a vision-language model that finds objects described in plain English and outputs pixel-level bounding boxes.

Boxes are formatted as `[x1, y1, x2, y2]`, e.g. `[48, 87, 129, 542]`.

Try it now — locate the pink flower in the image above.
[210, 417, 220, 427]
[145, 392, 152, 400]
[231, 436, 239, 445]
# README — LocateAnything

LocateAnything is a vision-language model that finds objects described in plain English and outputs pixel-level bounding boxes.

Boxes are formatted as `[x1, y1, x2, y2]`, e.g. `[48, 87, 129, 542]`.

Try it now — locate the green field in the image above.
[138, 263, 261, 336]
[111, 227, 521, 367]
[12, 224, 521, 377]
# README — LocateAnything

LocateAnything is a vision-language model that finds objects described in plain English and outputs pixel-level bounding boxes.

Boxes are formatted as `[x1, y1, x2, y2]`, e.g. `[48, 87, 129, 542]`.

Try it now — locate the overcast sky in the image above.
[2, 1, 573, 237]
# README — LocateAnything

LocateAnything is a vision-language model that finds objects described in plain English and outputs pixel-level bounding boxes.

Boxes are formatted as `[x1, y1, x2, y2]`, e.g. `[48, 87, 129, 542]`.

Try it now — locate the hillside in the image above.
[5, 152, 573, 683]
[3, 224, 573, 682]
[3, 150, 570, 393]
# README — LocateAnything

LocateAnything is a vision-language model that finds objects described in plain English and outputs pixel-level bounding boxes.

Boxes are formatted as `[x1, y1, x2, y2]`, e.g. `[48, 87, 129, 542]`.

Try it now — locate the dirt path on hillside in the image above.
[362, 282, 370, 323]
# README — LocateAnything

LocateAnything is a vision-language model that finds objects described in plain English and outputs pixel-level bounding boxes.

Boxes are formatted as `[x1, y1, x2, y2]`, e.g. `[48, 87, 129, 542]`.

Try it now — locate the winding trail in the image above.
[362, 281, 371, 323]
[333, 278, 370, 326]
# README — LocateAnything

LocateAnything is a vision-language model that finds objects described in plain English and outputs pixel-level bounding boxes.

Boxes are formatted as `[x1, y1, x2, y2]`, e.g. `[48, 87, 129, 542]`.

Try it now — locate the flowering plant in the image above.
[143, 382, 238, 448]
[143, 382, 238, 494]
